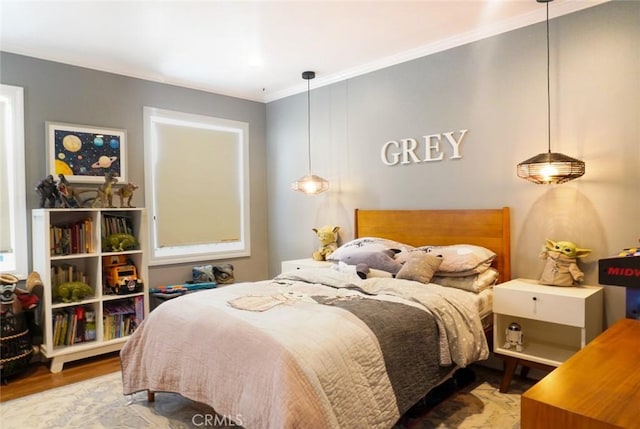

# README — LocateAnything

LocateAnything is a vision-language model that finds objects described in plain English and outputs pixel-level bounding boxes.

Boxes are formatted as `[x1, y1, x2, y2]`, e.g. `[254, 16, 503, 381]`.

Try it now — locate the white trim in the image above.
[143, 107, 251, 266]
[0, 84, 27, 279]
[263, 0, 611, 103]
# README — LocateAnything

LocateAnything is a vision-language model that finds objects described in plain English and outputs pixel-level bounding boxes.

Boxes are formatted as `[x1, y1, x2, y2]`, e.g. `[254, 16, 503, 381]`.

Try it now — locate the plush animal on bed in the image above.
[340, 249, 403, 276]
[312, 225, 340, 261]
[539, 239, 592, 286]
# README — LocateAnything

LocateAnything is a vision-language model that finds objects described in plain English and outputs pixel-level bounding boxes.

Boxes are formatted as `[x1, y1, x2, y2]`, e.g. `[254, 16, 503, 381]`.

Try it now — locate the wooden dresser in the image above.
[521, 318, 640, 429]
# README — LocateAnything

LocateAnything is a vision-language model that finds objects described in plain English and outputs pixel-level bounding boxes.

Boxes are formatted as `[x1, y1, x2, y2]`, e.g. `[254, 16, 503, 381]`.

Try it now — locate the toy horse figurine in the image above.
[539, 239, 591, 286]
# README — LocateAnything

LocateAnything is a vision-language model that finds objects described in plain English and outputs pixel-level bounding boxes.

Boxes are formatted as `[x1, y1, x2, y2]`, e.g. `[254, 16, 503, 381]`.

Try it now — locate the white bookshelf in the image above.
[32, 208, 148, 372]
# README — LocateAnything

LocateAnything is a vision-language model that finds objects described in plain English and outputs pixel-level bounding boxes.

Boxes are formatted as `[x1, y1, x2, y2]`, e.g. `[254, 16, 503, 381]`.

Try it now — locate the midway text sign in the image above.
[381, 129, 468, 166]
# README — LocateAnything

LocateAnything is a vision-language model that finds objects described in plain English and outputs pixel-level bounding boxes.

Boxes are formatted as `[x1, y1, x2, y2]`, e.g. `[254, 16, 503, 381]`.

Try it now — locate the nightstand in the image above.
[281, 258, 333, 274]
[493, 278, 603, 392]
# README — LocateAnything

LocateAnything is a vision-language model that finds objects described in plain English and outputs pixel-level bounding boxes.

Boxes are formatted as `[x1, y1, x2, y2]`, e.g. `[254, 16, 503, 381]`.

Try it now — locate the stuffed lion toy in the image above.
[539, 239, 591, 286]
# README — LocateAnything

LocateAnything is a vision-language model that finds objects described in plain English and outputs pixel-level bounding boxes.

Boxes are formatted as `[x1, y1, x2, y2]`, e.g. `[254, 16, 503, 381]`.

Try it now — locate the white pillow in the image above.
[431, 268, 499, 293]
[398, 244, 495, 275]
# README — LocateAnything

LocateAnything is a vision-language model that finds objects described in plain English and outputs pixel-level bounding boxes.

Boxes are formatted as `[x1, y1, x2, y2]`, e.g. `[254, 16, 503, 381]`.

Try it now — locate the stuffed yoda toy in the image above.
[312, 225, 340, 261]
[539, 239, 591, 286]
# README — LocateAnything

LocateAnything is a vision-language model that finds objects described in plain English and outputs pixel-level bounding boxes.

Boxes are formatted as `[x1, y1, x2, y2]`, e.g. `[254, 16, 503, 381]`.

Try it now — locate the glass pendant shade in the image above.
[517, 151, 585, 184]
[291, 174, 330, 195]
[291, 70, 329, 195]
[517, 0, 585, 185]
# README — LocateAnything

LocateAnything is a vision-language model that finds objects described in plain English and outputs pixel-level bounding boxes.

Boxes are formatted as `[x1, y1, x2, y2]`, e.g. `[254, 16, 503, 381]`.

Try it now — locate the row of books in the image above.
[102, 214, 134, 237]
[103, 296, 144, 340]
[52, 307, 96, 347]
[49, 215, 137, 257]
[103, 314, 138, 340]
[50, 218, 94, 256]
[51, 264, 91, 289]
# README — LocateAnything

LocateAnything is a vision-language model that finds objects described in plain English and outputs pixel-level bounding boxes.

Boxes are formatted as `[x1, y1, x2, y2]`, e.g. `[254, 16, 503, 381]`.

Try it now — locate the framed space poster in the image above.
[46, 122, 127, 184]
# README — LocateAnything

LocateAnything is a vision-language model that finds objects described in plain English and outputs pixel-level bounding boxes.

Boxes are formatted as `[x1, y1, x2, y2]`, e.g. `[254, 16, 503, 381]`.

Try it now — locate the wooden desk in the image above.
[521, 318, 640, 429]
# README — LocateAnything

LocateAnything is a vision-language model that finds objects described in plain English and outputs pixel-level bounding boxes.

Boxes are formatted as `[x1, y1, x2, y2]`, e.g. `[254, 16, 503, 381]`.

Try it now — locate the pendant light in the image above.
[517, 0, 585, 184]
[291, 71, 329, 195]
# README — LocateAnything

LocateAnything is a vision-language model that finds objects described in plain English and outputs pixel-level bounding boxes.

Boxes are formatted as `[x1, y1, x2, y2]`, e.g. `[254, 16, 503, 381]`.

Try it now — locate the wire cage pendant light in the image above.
[517, 0, 585, 184]
[291, 71, 329, 195]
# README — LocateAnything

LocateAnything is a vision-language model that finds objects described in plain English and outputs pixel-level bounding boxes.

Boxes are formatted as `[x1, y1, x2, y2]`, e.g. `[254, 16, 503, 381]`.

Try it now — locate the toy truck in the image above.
[106, 264, 143, 295]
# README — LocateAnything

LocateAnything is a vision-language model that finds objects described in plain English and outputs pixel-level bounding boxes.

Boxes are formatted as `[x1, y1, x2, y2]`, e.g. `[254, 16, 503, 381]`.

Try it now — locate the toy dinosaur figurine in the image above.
[54, 281, 93, 303]
[116, 182, 139, 208]
[539, 239, 592, 286]
[93, 172, 118, 208]
[56, 174, 82, 208]
[103, 233, 138, 252]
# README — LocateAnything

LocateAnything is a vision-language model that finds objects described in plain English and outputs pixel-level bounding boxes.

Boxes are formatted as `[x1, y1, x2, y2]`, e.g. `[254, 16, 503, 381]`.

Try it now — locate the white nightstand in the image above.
[493, 278, 603, 392]
[281, 258, 333, 274]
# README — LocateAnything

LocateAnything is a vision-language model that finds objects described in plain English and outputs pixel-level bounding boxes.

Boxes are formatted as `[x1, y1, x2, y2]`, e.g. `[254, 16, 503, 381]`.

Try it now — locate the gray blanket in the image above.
[315, 296, 451, 415]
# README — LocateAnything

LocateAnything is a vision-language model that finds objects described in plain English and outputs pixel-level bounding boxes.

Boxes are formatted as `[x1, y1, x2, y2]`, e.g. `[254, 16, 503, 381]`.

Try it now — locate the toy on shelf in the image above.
[35, 175, 61, 208]
[92, 172, 119, 208]
[102, 255, 143, 295]
[54, 281, 93, 303]
[503, 322, 524, 352]
[103, 233, 138, 252]
[116, 182, 139, 208]
[539, 239, 591, 287]
[56, 174, 83, 208]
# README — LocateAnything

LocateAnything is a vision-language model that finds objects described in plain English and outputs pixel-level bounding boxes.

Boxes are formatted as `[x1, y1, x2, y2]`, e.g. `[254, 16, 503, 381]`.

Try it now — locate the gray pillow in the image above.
[328, 237, 413, 262]
[396, 252, 443, 284]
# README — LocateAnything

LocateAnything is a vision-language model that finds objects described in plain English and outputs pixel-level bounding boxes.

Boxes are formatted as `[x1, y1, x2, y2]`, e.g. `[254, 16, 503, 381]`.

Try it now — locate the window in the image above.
[0, 84, 27, 278]
[144, 107, 250, 265]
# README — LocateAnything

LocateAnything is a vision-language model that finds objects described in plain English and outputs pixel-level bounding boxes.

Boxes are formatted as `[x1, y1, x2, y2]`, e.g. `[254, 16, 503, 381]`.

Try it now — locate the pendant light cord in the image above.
[545, 1, 551, 154]
[307, 78, 312, 174]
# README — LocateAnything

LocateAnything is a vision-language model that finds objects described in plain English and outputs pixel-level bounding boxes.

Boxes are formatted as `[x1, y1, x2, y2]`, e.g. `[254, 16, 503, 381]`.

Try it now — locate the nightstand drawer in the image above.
[493, 286, 584, 326]
[493, 279, 602, 328]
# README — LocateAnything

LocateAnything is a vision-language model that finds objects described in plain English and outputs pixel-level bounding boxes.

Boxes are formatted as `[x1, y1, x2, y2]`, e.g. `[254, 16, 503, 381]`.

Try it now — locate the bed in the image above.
[120, 207, 511, 428]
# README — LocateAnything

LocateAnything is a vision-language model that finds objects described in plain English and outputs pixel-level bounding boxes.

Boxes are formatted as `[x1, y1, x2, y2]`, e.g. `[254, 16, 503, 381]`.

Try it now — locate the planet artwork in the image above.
[53, 128, 123, 180]
[62, 135, 82, 152]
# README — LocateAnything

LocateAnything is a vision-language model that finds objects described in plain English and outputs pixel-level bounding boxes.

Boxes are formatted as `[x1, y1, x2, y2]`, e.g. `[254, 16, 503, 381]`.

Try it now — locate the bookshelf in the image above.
[32, 208, 148, 372]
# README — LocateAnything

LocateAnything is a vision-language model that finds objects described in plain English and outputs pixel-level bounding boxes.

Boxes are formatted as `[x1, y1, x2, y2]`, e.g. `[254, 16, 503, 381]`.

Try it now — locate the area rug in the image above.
[0, 365, 534, 428]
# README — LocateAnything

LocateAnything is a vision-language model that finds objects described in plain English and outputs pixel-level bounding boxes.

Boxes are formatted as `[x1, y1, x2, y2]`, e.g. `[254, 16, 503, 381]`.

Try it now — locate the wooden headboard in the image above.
[354, 207, 511, 282]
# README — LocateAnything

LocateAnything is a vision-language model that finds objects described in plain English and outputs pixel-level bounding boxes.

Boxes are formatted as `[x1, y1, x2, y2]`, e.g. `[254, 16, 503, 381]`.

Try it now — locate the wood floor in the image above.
[0, 352, 121, 402]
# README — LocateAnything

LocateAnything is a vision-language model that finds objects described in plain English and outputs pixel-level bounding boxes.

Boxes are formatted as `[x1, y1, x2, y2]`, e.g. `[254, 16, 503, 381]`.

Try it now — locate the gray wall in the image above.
[1, 1, 637, 326]
[266, 1, 639, 325]
[0, 53, 268, 286]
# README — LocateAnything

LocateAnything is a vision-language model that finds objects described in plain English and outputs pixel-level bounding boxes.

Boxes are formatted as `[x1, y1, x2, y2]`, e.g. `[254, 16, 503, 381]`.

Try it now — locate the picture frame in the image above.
[46, 122, 127, 184]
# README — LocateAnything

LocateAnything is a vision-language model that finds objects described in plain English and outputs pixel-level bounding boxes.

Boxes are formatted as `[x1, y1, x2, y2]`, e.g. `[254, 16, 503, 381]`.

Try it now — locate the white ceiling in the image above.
[0, 0, 608, 103]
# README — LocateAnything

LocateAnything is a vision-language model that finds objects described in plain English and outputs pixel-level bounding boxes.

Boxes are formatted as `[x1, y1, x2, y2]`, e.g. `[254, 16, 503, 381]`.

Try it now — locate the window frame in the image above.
[0, 84, 27, 278]
[143, 106, 251, 266]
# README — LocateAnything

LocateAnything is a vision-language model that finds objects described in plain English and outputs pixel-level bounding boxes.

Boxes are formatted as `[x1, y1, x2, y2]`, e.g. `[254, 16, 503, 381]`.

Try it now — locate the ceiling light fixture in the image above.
[517, 0, 585, 185]
[291, 71, 329, 195]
